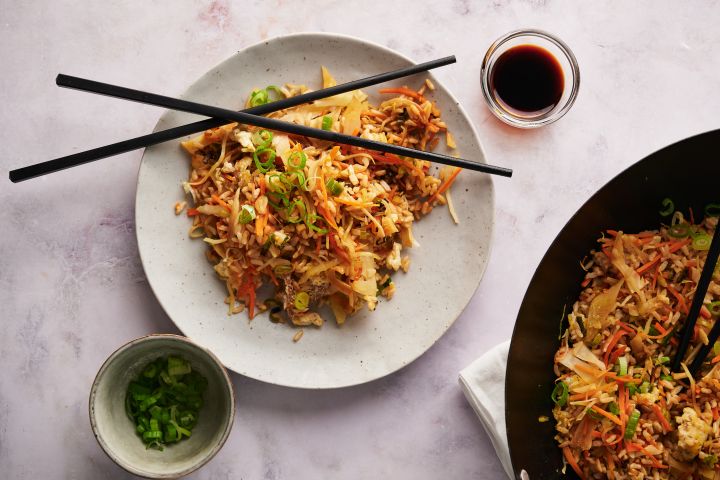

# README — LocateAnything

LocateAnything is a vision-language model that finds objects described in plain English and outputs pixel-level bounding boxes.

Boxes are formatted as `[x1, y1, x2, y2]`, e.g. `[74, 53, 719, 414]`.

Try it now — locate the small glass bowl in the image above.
[481, 29, 580, 128]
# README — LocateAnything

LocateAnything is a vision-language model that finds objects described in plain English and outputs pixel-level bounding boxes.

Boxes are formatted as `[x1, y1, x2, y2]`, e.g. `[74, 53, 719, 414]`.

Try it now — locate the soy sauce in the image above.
[490, 45, 564, 116]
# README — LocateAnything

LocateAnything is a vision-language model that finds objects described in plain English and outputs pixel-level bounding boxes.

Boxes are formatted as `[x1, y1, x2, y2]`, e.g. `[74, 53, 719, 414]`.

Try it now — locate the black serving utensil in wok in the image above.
[505, 129, 720, 479]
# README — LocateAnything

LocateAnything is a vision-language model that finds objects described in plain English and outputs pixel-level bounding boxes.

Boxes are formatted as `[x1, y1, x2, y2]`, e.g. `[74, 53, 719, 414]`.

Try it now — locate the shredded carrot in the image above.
[603, 330, 629, 365]
[653, 321, 668, 335]
[626, 442, 668, 469]
[605, 449, 615, 479]
[607, 348, 625, 367]
[581, 278, 591, 288]
[711, 354, 720, 364]
[701, 305, 712, 319]
[616, 321, 637, 334]
[636, 238, 691, 274]
[378, 87, 423, 100]
[187, 208, 200, 217]
[590, 405, 623, 426]
[667, 285, 689, 314]
[425, 167, 462, 207]
[211, 194, 232, 212]
[636, 255, 660, 275]
[651, 266, 660, 290]
[605, 372, 642, 384]
[563, 447, 586, 480]
[713, 406, 720, 422]
[618, 383, 627, 432]
[651, 404, 672, 432]
[267, 269, 279, 287]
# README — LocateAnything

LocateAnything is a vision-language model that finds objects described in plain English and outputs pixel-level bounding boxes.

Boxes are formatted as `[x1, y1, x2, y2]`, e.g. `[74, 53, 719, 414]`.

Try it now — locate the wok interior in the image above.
[505, 129, 720, 478]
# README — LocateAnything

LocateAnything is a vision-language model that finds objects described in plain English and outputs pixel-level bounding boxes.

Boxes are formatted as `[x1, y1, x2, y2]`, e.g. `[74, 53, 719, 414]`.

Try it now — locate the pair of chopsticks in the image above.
[9, 56, 512, 182]
[672, 223, 720, 375]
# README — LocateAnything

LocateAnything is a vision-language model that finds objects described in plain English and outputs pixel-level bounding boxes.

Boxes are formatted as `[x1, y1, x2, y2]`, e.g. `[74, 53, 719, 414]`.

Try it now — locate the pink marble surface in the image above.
[2, 1, 720, 478]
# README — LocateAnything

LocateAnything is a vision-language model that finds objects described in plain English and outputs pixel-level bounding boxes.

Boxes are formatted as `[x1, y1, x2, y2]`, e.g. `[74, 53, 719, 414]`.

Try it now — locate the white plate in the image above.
[136, 33, 494, 389]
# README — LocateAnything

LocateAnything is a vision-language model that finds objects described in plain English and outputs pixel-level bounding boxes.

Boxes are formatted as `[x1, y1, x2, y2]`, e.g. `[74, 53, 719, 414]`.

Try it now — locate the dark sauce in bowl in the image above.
[490, 44, 564, 116]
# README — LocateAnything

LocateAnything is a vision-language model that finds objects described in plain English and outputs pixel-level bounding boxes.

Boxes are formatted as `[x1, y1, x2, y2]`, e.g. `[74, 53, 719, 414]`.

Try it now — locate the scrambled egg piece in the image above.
[674, 407, 712, 461]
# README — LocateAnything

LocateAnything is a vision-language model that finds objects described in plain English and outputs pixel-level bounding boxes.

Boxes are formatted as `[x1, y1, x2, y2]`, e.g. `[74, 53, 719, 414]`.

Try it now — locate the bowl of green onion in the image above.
[89, 334, 235, 478]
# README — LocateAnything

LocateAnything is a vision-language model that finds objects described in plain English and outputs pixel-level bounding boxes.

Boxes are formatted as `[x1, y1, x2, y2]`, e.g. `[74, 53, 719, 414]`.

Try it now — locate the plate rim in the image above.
[134, 31, 496, 388]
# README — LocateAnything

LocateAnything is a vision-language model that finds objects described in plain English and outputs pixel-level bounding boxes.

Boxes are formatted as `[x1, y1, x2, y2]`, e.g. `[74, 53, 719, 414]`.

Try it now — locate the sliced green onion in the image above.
[321, 115, 333, 131]
[249, 89, 269, 107]
[266, 85, 283, 98]
[659, 198, 675, 216]
[692, 233, 712, 251]
[273, 262, 292, 276]
[126, 356, 207, 450]
[648, 325, 659, 336]
[639, 381, 650, 394]
[293, 170, 308, 191]
[267, 173, 291, 194]
[251, 129, 273, 149]
[703, 454, 718, 468]
[143, 431, 163, 441]
[624, 409, 641, 439]
[238, 204, 256, 224]
[627, 383, 638, 396]
[143, 363, 158, 379]
[325, 178, 344, 196]
[668, 223, 690, 238]
[128, 382, 152, 396]
[656, 356, 670, 365]
[286, 199, 306, 224]
[253, 147, 276, 173]
[167, 356, 191, 377]
[710, 302, 720, 318]
[660, 374, 674, 382]
[164, 423, 178, 442]
[149, 405, 162, 420]
[294, 291, 310, 311]
[305, 213, 328, 234]
[551, 381, 569, 407]
[608, 402, 620, 415]
[706, 203, 720, 218]
[617, 356, 628, 376]
[287, 151, 307, 170]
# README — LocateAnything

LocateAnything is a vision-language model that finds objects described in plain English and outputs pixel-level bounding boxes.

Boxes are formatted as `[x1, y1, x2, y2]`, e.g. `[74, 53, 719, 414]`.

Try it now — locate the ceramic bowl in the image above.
[89, 334, 235, 478]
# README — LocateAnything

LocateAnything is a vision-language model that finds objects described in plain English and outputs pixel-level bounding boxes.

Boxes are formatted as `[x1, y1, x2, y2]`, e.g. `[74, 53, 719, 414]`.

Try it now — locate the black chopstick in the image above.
[9, 56, 457, 182]
[52, 74, 513, 177]
[672, 223, 720, 374]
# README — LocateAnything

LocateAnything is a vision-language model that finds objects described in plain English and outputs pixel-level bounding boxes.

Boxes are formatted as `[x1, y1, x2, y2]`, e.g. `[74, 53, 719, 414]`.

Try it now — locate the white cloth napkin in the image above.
[458, 340, 514, 479]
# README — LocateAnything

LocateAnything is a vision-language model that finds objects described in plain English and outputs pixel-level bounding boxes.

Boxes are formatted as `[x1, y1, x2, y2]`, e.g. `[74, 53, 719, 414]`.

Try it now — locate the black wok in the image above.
[505, 129, 720, 478]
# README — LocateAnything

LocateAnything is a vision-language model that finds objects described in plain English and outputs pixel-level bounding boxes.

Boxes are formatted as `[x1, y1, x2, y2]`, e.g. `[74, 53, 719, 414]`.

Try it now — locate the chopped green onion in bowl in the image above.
[126, 356, 207, 450]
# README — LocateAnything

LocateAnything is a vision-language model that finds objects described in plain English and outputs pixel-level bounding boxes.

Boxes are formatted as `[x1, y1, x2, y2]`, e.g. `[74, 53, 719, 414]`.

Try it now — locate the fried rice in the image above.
[178, 68, 460, 328]
[553, 211, 720, 479]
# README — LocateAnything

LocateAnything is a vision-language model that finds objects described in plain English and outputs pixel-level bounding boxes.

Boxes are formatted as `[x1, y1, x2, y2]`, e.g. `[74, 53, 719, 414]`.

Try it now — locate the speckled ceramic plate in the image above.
[135, 32, 494, 389]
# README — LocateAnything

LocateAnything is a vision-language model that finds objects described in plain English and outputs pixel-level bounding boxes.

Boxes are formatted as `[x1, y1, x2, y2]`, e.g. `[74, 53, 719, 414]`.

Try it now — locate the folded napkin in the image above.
[458, 340, 515, 479]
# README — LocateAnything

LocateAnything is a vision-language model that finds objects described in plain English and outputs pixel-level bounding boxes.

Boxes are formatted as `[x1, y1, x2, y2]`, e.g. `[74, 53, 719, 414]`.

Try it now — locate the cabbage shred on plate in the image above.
[552, 210, 720, 479]
[178, 68, 460, 328]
